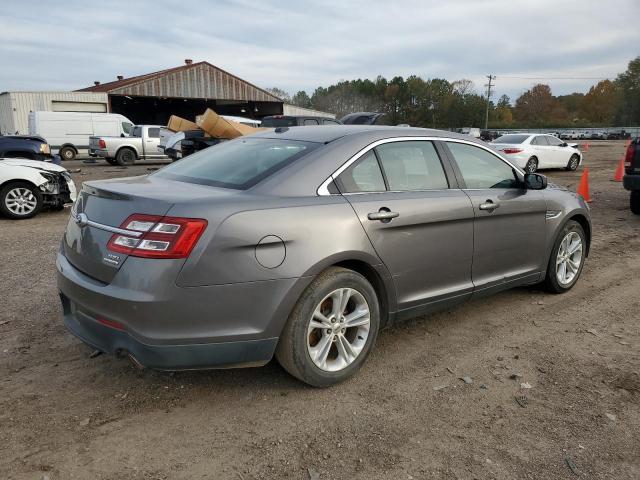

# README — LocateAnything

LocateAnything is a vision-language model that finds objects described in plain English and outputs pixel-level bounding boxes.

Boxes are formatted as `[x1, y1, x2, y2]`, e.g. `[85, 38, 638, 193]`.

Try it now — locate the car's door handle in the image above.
[367, 209, 399, 222]
[479, 200, 499, 211]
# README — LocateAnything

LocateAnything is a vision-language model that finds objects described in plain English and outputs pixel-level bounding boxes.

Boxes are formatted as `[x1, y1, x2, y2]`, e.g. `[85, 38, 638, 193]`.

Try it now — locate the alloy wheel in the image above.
[306, 288, 370, 372]
[556, 231, 583, 285]
[5, 187, 37, 216]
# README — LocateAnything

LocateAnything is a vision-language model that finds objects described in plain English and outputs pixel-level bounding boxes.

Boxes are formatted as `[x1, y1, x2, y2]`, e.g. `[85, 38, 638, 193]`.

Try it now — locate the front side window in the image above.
[336, 151, 385, 193]
[132, 126, 143, 138]
[322, 119, 340, 125]
[155, 138, 316, 189]
[447, 142, 518, 189]
[375, 141, 448, 191]
[303, 119, 319, 125]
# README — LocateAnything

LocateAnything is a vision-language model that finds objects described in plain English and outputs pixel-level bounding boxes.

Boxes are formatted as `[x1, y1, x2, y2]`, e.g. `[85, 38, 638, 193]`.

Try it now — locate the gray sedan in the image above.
[57, 126, 591, 386]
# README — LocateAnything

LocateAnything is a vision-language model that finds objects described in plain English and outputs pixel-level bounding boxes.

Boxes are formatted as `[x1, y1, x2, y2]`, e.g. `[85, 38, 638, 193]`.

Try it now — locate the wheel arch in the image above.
[568, 213, 591, 256]
[59, 143, 78, 154]
[116, 145, 139, 159]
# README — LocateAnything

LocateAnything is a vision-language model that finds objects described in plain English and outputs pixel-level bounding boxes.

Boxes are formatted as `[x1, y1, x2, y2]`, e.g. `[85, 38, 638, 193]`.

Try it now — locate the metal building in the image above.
[0, 91, 108, 134]
[77, 60, 285, 125]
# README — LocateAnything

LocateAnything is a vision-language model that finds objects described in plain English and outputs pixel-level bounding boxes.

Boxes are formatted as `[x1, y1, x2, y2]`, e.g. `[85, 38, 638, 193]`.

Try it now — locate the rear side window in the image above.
[156, 138, 317, 189]
[375, 141, 448, 191]
[531, 136, 548, 146]
[447, 142, 518, 189]
[303, 119, 319, 125]
[493, 134, 529, 144]
[336, 151, 385, 193]
[260, 117, 297, 127]
[147, 127, 160, 138]
[322, 119, 340, 125]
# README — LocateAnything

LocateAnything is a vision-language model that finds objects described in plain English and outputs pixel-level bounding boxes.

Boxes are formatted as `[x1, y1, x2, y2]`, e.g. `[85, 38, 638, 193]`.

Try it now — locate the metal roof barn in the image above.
[77, 60, 285, 125]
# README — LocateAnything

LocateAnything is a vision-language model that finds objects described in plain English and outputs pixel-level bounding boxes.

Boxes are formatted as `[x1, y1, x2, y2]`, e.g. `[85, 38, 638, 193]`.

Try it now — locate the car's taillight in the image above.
[107, 214, 207, 259]
[98, 139, 106, 149]
[624, 141, 635, 168]
[501, 148, 523, 154]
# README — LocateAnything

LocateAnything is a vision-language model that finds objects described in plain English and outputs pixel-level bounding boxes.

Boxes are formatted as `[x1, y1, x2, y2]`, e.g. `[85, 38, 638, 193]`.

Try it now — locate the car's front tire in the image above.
[566, 154, 580, 171]
[631, 191, 640, 215]
[276, 267, 380, 387]
[525, 157, 538, 173]
[544, 220, 586, 293]
[0, 181, 43, 219]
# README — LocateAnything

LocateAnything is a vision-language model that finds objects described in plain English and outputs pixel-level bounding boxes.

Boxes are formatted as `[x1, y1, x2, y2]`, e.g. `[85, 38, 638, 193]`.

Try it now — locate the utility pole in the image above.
[484, 75, 495, 130]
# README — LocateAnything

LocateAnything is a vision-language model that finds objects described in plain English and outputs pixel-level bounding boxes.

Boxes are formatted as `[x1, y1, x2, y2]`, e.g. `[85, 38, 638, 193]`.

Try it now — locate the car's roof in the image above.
[251, 125, 481, 144]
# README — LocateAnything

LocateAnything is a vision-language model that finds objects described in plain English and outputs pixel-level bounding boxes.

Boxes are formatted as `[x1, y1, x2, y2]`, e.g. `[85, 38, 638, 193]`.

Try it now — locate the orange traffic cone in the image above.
[583, 142, 590, 151]
[613, 156, 625, 182]
[577, 168, 591, 202]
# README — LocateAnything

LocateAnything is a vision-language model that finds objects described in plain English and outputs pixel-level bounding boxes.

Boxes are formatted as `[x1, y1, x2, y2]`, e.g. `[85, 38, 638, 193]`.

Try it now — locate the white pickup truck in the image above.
[89, 125, 169, 165]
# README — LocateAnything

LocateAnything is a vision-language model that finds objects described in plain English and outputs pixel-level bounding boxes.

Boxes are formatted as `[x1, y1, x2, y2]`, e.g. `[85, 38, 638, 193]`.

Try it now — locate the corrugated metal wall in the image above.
[283, 104, 335, 118]
[109, 63, 277, 102]
[0, 92, 108, 134]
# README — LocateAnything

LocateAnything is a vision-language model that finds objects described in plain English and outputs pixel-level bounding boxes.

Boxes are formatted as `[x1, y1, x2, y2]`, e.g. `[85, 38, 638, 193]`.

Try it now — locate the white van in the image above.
[28, 112, 134, 160]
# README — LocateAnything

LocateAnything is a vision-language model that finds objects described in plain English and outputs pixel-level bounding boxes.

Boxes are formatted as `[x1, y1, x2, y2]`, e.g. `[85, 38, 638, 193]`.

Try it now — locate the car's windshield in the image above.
[493, 134, 530, 144]
[155, 137, 318, 189]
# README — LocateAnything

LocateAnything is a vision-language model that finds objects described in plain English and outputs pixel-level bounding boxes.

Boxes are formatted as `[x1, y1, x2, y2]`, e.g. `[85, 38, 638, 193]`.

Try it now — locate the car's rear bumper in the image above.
[56, 251, 312, 370]
[623, 174, 640, 191]
[60, 293, 278, 369]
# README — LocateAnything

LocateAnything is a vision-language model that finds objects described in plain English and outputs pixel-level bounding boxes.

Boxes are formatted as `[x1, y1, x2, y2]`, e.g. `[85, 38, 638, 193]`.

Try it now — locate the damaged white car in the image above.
[0, 158, 77, 219]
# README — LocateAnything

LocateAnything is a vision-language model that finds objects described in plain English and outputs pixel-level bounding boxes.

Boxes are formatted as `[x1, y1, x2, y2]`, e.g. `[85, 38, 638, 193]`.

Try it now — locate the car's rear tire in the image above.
[59, 146, 76, 161]
[525, 157, 538, 173]
[631, 191, 640, 215]
[544, 220, 586, 293]
[276, 267, 380, 387]
[566, 154, 580, 171]
[0, 181, 43, 219]
[115, 148, 136, 166]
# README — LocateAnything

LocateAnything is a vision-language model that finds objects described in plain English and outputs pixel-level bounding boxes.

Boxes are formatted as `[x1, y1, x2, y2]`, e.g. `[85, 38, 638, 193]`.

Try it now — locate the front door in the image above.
[443, 141, 547, 294]
[334, 140, 475, 315]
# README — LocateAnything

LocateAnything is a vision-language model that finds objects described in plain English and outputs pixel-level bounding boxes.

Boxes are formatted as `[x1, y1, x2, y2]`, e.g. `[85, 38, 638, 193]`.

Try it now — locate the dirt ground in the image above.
[1, 141, 638, 480]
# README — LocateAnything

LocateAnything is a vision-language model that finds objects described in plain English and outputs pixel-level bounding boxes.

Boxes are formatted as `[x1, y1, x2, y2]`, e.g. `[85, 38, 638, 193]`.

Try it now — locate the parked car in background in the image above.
[480, 130, 500, 141]
[0, 135, 57, 162]
[589, 131, 606, 140]
[89, 125, 168, 166]
[260, 115, 342, 127]
[57, 126, 590, 386]
[0, 157, 76, 219]
[492, 133, 582, 173]
[606, 130, 631, 140]
[623, 138, 640, 214]
[340, 112, 389, 125]
[28, 112, 134, 161]
[457, 127, 481, 138]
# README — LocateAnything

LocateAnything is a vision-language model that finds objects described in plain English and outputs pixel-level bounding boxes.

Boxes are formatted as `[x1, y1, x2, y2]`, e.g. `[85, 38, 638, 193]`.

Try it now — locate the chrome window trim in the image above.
[317, 136, 525, 196]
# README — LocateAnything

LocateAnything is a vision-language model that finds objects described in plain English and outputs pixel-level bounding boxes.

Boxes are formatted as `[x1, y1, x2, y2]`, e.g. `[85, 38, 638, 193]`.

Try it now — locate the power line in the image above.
[498, 75, 611, 80]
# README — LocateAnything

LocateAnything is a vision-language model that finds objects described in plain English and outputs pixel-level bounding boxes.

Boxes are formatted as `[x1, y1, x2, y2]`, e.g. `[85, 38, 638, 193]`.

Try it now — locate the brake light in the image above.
[501, 148, 524, 154]
[107, 214, 207, 259]
[98, 139, 106, 149]
[624, 141, 635, 168]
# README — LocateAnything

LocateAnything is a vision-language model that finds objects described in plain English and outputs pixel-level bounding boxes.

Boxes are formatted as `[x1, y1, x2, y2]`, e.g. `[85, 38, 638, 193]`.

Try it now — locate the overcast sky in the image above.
[1, 0, 638, 102]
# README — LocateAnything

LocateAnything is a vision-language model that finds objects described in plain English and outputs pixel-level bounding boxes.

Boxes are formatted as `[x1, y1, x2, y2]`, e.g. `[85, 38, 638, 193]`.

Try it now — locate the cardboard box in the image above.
[166, 115, 200, 132]
[196, 108, 265, 139]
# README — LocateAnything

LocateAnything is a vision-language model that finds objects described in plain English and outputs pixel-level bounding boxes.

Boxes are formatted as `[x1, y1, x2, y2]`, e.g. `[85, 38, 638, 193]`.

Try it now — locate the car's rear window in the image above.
[260, 117, 298, 127]
[493, 134, 529, 144]
[155, 137, 317, 189]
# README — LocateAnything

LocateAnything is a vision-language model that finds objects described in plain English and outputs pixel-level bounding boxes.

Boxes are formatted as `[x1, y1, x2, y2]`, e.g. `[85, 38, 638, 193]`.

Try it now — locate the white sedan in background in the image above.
[0, 158, 76, 219]
[491, 134, 582, 173]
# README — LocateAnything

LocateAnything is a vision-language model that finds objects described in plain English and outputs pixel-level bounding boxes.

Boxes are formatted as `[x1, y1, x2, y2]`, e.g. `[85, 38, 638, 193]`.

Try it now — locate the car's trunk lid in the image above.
[62, 175, 234, 284]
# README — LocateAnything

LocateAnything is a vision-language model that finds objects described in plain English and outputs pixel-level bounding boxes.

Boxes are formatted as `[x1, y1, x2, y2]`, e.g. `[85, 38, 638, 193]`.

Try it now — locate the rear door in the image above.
[442, 141, 547, 294]
[529, 135, 552, 168]
[335, 139, 475, 315]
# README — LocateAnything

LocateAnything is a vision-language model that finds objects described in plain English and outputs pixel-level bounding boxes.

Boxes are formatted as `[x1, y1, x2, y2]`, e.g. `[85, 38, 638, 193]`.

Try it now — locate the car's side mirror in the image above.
[524, 173, 547, 190]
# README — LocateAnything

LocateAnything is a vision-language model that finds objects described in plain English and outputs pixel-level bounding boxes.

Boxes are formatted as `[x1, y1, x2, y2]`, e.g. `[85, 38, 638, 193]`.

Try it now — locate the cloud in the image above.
[0, 0, 638, 101]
